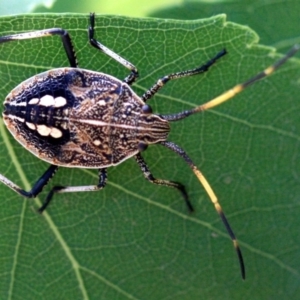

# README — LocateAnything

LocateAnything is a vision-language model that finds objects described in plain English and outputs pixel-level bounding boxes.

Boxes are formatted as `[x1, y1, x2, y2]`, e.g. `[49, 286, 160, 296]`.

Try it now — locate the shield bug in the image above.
[0, 13, 299, 279]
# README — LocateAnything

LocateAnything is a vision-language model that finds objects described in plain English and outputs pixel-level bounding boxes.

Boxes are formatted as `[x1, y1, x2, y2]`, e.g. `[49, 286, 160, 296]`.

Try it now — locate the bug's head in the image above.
[135, 104, 170, 151]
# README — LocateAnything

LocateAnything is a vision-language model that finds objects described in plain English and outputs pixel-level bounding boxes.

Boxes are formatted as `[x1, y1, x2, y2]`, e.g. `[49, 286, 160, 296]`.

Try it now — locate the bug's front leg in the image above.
[141, 49, 227, 103]
[88, 13, 139, 85]
[0, 28, 78, 67]
[38, 168, 107, 213]
[0, 164, 58, 200]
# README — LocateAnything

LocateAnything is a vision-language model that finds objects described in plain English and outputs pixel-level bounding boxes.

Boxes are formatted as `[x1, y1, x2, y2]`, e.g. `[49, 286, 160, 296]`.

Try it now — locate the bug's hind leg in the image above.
[0, 164, 59, 201]
[135, 153, 194, 212]
[0, 28, 78, 67]
[88, 13, 139, 85]
[160, 140, 245, 279]
[38, 168, 107, 213]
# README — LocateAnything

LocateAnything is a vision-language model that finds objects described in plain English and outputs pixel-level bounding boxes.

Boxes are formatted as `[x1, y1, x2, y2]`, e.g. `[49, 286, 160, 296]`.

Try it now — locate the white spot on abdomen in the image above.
[98, 100, 106, 106]
[54, 96, 67, 108]
[50, 127, 63, 138]
[36, 124, 63, 138]
[37, 124, 51, 136]
[93, 140, 101, 146]
[28, 98, 39, 105]
[27, 95, 67, 108]
[39, 95, 54, 107]
[26, 122, 36, 130]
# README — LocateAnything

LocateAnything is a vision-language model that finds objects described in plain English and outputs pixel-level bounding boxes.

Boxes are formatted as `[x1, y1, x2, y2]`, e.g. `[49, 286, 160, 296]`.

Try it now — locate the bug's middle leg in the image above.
[38, 168, 107, 213]
[135, 153, 194, 212]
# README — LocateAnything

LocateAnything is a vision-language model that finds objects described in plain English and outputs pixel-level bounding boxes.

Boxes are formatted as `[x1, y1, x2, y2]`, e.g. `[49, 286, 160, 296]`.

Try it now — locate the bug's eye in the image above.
[142, 104, 152, 114]
[138, 142, 148, 152]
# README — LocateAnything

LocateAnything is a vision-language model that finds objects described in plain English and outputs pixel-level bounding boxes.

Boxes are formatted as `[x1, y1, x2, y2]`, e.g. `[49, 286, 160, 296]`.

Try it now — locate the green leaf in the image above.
[0, 13, 300, 299]
[151, 0, 300, 53]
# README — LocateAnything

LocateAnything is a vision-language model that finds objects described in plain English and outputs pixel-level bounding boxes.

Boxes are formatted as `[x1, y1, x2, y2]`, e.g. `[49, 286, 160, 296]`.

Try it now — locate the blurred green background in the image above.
[1, 0, 299, 53]
[1, 0, 179, 18]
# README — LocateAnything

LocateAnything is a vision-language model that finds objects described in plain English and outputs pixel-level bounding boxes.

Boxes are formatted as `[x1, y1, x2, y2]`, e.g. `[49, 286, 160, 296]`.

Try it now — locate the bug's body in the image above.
[1, 13, 299, 280]
[4, 68, 169, 167]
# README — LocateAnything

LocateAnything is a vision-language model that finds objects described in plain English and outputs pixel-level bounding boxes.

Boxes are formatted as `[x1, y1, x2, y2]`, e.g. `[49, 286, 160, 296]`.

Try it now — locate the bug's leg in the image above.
[142, 49, 227, 102]
[160, 140, 245, 279]
[88, 13, 139, 85]
[0, 28, 77, 67]
[135, 153, 194, 212]
[162, 45, 300, 121]
[0, 164, 58, 199]
[38, 168, 107, 213]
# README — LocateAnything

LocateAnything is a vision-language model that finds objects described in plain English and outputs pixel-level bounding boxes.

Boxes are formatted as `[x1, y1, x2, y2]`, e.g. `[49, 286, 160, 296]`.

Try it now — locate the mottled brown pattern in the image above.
[3, 68, 170, 168]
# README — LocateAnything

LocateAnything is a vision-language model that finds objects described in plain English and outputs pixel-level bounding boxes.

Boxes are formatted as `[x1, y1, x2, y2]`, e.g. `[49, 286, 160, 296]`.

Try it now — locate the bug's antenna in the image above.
[200, 45, 300, 111]
[163, 45, 300, 121]
[161, 140, 245, 280]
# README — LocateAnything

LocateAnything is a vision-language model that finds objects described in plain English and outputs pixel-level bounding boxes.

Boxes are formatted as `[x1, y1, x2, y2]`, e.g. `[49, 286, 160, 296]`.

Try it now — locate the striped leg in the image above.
[38, 168, 107, 212]
[162, 45, 300, 121]
[0, 28, 78, 67]
[135, 153, 194, 212]
[142, 49, 227, 102]
[88, 13, 139, 85]
[160, 141, 245, 279]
